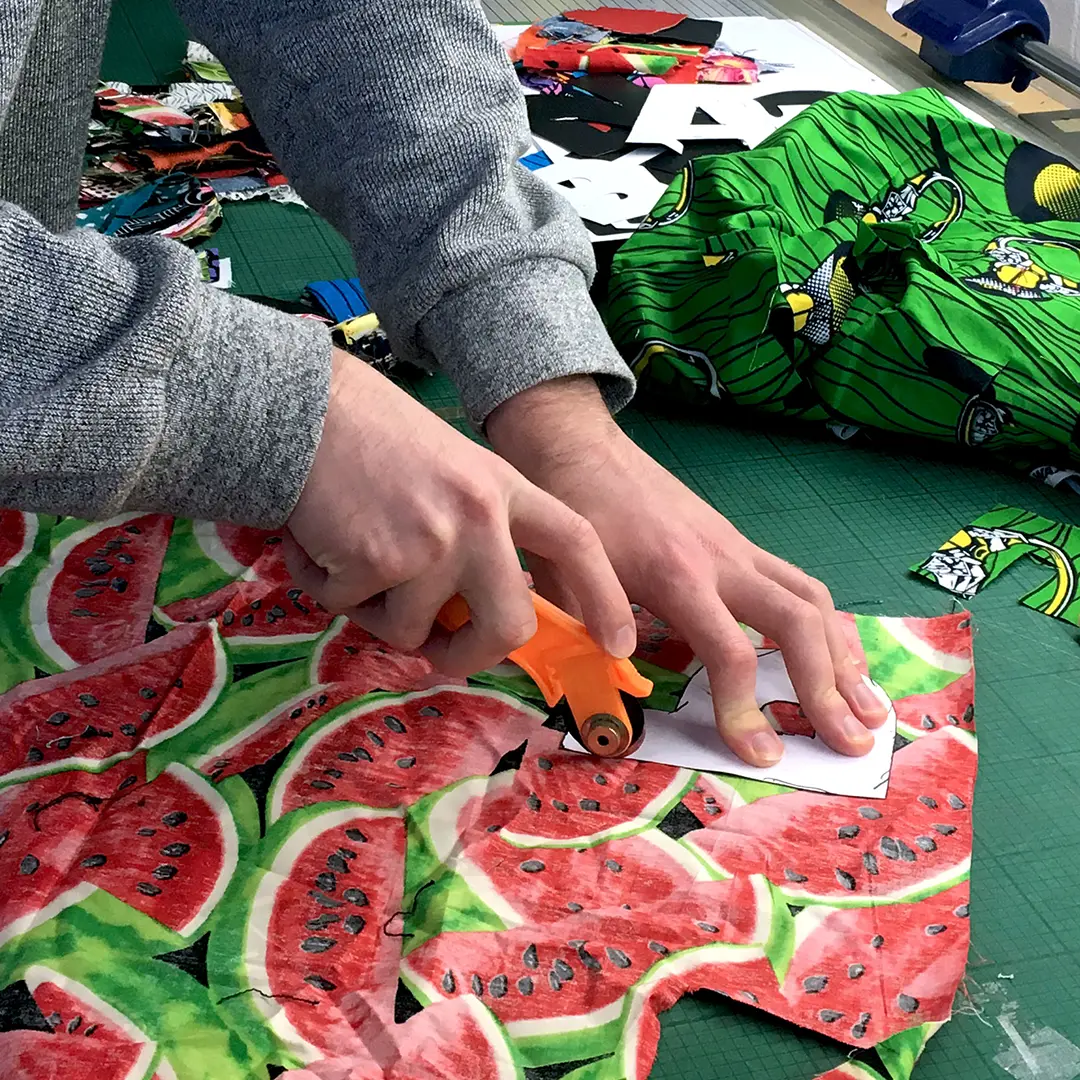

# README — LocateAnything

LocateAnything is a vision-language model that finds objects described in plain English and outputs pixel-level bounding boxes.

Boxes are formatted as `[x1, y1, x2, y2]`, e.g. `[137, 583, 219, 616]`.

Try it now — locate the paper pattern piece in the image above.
[0, 506, 976, 1080]
[566, 651, 897, 798]
[626, 84, 773, 153]
[533, 151, 666, 226]
[605, 89, 1080, 477]
[915, 505, 1080, 623]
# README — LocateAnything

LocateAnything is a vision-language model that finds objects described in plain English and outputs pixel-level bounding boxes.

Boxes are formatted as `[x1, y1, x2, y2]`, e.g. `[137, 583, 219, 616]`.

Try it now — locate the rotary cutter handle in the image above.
[436, 593, 652, 757]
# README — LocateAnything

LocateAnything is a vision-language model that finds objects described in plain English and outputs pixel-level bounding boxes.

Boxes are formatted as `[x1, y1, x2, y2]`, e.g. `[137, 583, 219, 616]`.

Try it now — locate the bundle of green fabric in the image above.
[605, 89, 1080, 475]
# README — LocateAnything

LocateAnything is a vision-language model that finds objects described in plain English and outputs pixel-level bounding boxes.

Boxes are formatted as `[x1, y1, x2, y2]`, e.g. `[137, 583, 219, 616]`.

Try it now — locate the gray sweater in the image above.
[0, 0, 634, 527]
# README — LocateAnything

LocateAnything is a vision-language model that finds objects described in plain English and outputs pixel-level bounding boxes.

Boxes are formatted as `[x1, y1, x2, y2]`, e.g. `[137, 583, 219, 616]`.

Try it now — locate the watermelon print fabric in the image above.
[0, 512, 978, 1080]
[604, 89, 1080, 476]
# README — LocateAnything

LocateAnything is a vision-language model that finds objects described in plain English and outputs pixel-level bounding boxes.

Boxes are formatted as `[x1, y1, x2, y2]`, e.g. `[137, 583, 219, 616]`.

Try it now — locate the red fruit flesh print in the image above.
[776, 882, 971, 1045]
[0, 509, 37, 577]
[894, 669, 976, 741]
[311, 615, 444, 690]
[0, 967, 157, 1080]
[28, 514, 171, 669]
[497, 750, 695, 848]
[235, 806, 405, 1063]
[687, 728, 975, 905]
[0, 759, 238, 946]
[268, 687, 554, 819]
[632, 606, 695, 673]
[0, 623, 226, 784]
[161, 579, 329, 649]
[282, 997, 521, 1080]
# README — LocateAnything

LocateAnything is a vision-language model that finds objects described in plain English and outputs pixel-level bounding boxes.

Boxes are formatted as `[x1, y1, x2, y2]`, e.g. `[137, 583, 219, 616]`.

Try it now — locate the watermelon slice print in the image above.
[267, 687, 555, 820]
[686, 727, 975, 905]
[1, 759, 239, 946]
[857, 613, 972, 699]
[208, 803, 405, 1065]
[0, 622, 226, 785]
[772, 881, 970, 1044]
[156, 522, 333, 660]
[0, 510, 38, 579]
[402, 870, 777, 1057]
[309, 614, 446, 689]
[632, 606, 695, 674]
[496, 749, 695, 849]
[0, 966, 157, 1080]
[281, 996, 523, 1080]
[8, 514, 172, 671]
[893, 668, 976, 741]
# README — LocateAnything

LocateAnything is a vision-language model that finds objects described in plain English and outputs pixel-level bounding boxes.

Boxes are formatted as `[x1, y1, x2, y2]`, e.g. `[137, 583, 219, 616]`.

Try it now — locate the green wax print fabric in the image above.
[914, 504, 1080, 623]
[605, 89, 1080, 473]
[0, 511, 978, 1080]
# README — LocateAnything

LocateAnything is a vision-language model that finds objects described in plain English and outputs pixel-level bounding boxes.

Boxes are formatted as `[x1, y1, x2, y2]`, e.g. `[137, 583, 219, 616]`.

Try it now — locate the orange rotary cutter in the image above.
[437, 592, 652, 757]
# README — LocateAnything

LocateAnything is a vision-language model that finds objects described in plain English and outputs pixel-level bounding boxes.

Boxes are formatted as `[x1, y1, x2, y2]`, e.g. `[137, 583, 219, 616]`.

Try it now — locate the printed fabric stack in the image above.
[0, 508, 977, 1080]
[77, 42, 303, 248]
[604, 89, 1080, 488]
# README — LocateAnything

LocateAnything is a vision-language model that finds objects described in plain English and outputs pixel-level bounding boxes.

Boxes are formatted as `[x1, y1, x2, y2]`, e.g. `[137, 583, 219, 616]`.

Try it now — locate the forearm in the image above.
[0, 200, 330, 524]
[175, 0, 635, 422]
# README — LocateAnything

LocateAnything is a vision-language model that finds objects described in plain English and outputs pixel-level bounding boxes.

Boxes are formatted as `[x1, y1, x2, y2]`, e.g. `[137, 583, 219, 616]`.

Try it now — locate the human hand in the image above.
[487, 376, 889, 766]
[285, 352, 635, 676]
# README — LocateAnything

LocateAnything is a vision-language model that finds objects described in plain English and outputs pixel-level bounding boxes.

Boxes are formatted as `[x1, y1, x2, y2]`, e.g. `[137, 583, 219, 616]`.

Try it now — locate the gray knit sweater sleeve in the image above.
[0, 200, 332, 526]
[175, 0, 636, 423]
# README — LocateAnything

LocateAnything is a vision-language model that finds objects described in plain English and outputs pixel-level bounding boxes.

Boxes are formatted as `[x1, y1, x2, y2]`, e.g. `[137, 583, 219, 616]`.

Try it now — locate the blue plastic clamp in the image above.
[892, 0, 1051, 91]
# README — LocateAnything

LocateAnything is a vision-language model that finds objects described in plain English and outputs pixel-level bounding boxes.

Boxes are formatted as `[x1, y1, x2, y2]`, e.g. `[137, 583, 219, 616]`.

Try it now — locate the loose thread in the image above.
[382, 879, 437, 939]
[217, 987, 318, 1008]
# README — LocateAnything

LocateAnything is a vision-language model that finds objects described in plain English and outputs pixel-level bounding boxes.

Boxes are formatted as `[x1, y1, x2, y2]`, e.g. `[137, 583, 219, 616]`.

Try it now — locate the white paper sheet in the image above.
[626, 85, 774, 153]
[533, 151, 666, 226]
[564, 650, 897, 799]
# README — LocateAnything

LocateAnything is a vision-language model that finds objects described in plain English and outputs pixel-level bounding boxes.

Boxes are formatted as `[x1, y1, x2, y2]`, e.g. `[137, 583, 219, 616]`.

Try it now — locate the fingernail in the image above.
[611, 625, 638, 660]
[840, 712, 873, 744]
[852, 682, 882, 714]
[751, 731, 783, 765]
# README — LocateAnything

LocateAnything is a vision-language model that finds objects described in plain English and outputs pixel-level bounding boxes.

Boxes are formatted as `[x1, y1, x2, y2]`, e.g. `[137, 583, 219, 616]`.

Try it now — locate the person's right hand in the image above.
[284, 350, 636, 676]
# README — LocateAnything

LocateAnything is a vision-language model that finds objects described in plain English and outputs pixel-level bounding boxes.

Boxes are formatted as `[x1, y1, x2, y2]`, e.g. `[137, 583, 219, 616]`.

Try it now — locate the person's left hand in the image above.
[487, 376, 889, 767]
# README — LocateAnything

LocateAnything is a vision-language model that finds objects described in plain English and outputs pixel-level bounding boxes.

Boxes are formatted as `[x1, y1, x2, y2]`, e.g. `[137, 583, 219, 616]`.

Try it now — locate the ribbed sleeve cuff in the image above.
[127, 286, 332, 527]
[419, 258, 636, 425]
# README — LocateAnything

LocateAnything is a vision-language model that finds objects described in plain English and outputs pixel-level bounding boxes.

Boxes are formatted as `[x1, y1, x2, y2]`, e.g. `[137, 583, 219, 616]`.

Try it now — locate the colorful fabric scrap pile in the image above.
[604, 89, 1080, 481]
[916, 505, 1080, 623]
[0, 508, 977, 1079]
[506, 13, 891, 240]
[510, 7, 753, 84]
[78, 41, 303, 250]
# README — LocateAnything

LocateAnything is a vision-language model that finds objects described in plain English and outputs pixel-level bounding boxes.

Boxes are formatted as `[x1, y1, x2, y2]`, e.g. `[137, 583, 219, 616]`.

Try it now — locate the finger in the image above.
[755, 552, 888, 730]
[283, 533, 397, 614]
[510, 484, 635, 658]
[666, 589, 783, 767]
[525, 555, 584, 621]
[723, 570, 874, 757]
[352, 572, 456, 653]
[423, 542, 538, 677]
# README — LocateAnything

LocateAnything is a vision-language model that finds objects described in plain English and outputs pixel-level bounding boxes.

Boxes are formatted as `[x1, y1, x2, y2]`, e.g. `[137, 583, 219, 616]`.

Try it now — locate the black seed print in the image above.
[301, 937, 336, 953]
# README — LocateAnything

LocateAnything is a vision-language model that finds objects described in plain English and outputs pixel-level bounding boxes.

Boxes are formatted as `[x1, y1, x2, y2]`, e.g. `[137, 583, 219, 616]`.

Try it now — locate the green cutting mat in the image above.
[101, 7, 1080, 1078]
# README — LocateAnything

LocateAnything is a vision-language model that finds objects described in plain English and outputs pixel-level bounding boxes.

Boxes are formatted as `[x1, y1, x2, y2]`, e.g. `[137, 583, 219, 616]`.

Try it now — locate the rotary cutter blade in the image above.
[436, 593, 652, 758]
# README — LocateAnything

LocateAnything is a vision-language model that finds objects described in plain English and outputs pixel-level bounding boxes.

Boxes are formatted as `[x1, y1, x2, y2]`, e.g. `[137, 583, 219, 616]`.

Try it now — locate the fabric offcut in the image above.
[305, 277, 372, 323]
[915, 505, 1080, 623]
[0, 509, 976, 1080]
[604, 89, 1080, 480]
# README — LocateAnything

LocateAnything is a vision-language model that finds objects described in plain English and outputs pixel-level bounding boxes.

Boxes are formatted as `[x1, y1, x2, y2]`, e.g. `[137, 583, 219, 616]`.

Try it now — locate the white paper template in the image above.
[564, 650, 897, 799]
[533, 151, 666, 225]
[626, 85, 773, 153]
